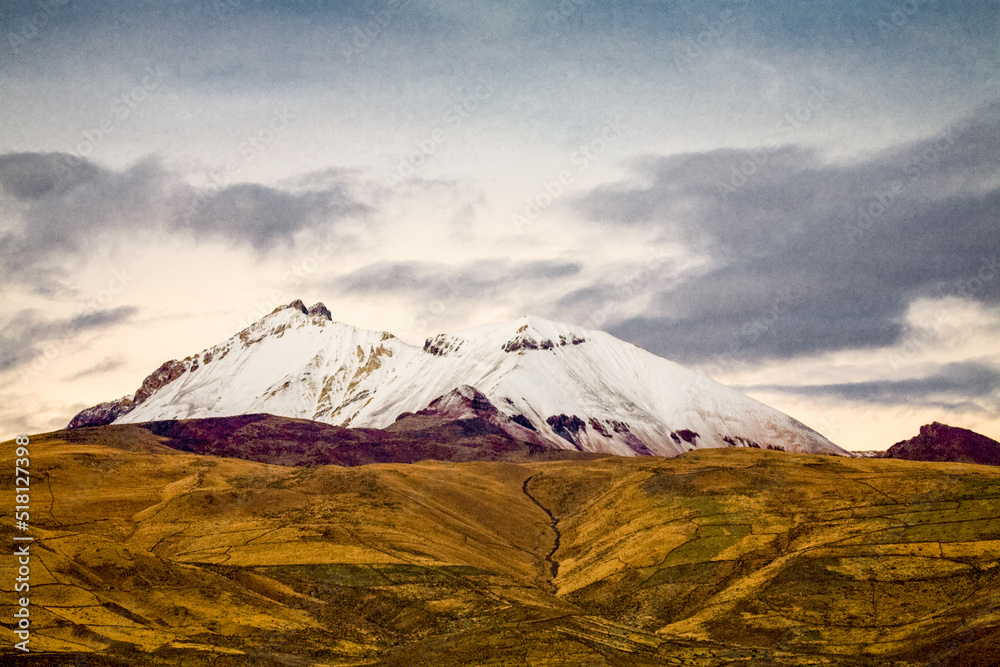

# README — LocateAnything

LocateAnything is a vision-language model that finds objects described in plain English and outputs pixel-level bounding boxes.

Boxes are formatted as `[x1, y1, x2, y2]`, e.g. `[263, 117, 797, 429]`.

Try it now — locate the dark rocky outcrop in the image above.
[511, 414, 537, 431]
[671, 429, 700, 445]
[502, 336, 542, 353]
[601, 419, 654, 455]
[589, 418, 611, 438]
[307, 302, 332, 320]
[885, 422, 1000, 466]
[387, 385, 553, 449]
[722, 434, 768, 449]
[268, 299, 308, 316]
[68, 359, 188, 429]
[67, 397, 135, 429]
[134, 360, 187, 404]
[502, 333, 585, 354]
[423, 334, 462, 357]
[546, 414, 586, 446]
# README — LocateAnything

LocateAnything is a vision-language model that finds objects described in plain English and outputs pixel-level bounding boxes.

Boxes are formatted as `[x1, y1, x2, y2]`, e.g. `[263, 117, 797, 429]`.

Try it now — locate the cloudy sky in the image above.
[2, 0, 998, 450]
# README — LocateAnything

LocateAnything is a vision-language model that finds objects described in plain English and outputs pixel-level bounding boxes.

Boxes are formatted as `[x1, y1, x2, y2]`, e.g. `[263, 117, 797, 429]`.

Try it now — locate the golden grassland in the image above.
[2, 426, 1000, 665]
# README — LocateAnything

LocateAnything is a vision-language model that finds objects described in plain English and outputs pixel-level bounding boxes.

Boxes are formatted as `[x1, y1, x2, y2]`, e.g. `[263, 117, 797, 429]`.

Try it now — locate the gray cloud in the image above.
[64, 355, 128, 382]
[747, 362, 1000, 412]
[572, 102, 1000, 363]
[0, 306, 137, 373]
[178, 183, 367, 251]
[0, 152, 370, 278]
[0, 153, 167, 269]
[337, 259, 581, 301]
[0, 152, 105, 200]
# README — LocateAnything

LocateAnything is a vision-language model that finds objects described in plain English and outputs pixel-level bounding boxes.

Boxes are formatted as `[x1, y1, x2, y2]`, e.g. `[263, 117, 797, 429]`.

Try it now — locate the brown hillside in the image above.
[2, 429, 999, 665]
[100, 413, 601, 466]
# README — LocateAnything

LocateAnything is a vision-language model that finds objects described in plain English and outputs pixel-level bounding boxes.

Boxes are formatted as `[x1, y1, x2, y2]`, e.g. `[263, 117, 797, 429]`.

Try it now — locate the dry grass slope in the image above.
[2, 428, 1000, 665]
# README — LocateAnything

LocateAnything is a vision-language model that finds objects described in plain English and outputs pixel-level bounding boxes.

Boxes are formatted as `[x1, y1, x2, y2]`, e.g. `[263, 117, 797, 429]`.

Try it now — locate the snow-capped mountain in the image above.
[70, 300, 849, 457]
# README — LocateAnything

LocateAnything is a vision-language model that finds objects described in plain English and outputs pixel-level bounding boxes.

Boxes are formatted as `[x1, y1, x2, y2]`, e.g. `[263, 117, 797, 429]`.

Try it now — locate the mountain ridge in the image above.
[70, 300, 849, 457]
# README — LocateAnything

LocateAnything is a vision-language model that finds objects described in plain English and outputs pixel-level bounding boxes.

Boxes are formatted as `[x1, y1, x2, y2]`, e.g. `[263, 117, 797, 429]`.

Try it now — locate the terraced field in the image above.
[2, 427, 1000, 665]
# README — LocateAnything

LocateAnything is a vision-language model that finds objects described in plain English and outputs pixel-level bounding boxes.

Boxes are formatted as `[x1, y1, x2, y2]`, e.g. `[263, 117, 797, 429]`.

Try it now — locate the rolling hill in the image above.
[2, 428, 998, 665]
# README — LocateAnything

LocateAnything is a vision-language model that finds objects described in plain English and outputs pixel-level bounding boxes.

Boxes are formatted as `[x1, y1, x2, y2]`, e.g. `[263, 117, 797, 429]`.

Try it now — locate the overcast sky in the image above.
[2, 0, 998, 450]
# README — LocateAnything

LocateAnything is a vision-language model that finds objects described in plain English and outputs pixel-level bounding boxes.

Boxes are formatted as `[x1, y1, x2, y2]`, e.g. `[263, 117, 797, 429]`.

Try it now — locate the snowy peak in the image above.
[272, 299, 333, 320]
[70, 299, 850, 458]
[307, 302, 333, 319]
[261, 299, 335, 328]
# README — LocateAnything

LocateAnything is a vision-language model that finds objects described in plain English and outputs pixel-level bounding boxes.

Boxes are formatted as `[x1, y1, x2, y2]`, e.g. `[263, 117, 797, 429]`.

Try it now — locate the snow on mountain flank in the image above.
[71, 300, 849, 457]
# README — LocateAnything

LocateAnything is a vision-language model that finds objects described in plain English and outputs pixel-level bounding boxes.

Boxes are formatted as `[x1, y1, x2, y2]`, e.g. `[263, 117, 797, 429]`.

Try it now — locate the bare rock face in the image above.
[67, 360, 187, 429]
[307, 302, 332, 320]
[885, 422, 1000, 466]
[671, 429, 700, 445]
[133, 360, 187, 405]
[502, 332, 585, 353]
[388, 385, 553, 448]
[423, 334, 463, 357]
[67, 397, 135, 429]
[546, 414, 587, 446]
[268, 300, 308, 316]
